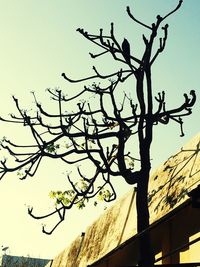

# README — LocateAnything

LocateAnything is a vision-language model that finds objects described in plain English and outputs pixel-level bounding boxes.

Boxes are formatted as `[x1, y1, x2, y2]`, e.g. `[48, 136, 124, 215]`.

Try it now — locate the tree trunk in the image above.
[136, 169, 155, 267]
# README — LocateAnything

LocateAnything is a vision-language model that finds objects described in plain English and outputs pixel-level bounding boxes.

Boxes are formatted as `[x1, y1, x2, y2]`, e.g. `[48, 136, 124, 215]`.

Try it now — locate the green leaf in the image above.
[45, 143, 60, 153]
[77, 200, 86, 209]
[49, 191, 56, 199]
[97, 191, 104, 201]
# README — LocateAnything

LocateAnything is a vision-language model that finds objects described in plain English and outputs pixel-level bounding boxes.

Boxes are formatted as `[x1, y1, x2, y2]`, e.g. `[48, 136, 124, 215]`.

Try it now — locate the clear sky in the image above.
[0, 0, 199, 260]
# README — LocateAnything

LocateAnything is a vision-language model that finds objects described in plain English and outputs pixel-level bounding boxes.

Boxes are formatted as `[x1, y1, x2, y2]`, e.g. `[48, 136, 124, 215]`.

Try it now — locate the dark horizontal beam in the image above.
[121, 264, 200, 267]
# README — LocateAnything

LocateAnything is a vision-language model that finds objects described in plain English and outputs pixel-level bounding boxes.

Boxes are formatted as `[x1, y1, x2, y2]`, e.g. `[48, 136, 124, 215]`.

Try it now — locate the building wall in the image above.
[87, 202, 200, 266]
[149, 203, 200, 264]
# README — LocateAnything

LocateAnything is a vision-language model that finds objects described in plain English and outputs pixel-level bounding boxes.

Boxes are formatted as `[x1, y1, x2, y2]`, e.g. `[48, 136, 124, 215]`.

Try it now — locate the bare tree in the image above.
[0, 1, 196, 266]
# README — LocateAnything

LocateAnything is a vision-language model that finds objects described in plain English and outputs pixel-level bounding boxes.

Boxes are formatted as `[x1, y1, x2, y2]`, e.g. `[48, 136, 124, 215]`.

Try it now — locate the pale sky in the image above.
[0, 0, 199, 260]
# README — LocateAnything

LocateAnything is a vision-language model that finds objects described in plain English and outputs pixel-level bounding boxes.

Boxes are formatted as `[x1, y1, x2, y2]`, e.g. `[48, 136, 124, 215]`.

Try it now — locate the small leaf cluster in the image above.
[49, 179, 113, 210]
[49, 189, 75, 206]
[45, 143, 60, 153]
[97, 189, 112, 202]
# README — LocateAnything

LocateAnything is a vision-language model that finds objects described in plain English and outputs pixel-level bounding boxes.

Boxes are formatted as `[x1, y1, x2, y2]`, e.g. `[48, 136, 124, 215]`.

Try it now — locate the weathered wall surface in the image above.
[46, 133, 200, 267]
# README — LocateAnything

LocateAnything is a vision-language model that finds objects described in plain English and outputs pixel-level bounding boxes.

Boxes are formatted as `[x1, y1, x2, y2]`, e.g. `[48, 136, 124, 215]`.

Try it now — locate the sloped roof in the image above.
[46, 133, 200, 267]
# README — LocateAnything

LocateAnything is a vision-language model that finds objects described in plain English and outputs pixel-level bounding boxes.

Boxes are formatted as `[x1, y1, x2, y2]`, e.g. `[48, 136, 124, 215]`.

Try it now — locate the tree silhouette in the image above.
[0, 1, 196, 266]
